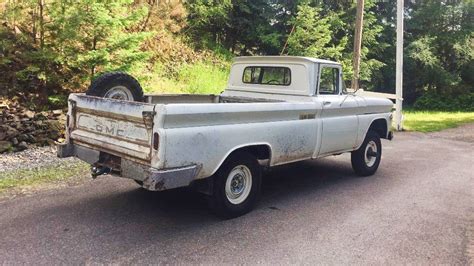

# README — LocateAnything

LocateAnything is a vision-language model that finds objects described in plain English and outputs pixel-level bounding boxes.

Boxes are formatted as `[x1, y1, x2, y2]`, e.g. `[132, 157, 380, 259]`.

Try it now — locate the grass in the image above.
[142, 61, 229, 95]
[403, 110, 474, 132]
[0, 162, 89, 193]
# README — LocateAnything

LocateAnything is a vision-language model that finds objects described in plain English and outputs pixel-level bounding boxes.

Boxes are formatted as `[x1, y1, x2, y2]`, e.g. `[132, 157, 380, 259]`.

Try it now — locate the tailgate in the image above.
[68, 94, 156, 163]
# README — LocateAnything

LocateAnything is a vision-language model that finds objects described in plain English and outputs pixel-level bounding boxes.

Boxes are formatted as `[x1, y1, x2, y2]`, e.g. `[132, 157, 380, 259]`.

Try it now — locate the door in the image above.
[317, 64, 359, 155]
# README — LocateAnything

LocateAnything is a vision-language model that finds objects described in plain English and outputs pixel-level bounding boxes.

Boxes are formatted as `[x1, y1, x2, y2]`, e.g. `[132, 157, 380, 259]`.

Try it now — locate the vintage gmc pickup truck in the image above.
[58, 56, 393, 218]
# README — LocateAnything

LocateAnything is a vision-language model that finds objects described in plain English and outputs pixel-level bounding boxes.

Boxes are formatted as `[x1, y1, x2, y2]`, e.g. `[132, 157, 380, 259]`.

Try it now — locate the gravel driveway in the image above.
[0, 146, 79, 173]
[0, 125, 473, 264]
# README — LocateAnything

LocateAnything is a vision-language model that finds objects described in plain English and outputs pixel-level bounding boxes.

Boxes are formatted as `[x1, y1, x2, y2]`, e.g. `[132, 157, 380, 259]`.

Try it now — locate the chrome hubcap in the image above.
[364, 140, 378, 167]
[104, 86, 133, 101]
[225, 165, 252, 205]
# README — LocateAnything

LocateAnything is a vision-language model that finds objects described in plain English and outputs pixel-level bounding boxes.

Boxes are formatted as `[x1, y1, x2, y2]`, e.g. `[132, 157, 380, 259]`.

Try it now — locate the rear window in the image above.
[242, 66, 291, 86]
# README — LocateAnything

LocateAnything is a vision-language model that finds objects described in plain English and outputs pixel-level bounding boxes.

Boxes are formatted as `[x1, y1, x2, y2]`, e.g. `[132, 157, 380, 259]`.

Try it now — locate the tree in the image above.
[405, 0, 473, 102]
[1, 0, 150, 104]
[285, 0, 386, 86]
[286, 3, 347, 61]
[185, 0, 232, 49]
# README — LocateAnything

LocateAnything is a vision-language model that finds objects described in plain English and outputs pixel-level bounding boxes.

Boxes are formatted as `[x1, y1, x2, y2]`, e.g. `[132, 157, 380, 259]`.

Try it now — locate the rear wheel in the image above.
[351, 131, 382, 176]
[208, 152, 262, 218]
[86, 72, 144, 102]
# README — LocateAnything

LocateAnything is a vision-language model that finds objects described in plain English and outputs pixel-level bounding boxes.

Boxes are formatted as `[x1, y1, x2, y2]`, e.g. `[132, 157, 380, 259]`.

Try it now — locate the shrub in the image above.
[413, 92, 474, 112]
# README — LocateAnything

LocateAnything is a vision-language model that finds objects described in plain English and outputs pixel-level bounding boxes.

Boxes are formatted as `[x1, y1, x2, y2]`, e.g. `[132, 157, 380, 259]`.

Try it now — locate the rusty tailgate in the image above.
[68, 94, 156, 163]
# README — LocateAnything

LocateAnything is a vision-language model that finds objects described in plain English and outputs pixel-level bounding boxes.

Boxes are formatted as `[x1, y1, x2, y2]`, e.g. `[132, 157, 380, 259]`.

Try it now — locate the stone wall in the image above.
[0, 101, 66, 153]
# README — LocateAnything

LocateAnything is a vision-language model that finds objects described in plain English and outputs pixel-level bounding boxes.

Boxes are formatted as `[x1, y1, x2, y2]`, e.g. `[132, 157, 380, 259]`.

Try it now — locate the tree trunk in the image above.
[39, 0, 45, 49]
[90, 36, 97, 82]
[37, 0, 48, 106]
[351, 0, 364, 91]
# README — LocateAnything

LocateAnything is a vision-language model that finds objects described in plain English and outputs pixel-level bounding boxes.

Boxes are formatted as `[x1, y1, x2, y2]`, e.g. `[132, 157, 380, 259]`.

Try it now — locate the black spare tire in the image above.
[86, 72, 144, 102]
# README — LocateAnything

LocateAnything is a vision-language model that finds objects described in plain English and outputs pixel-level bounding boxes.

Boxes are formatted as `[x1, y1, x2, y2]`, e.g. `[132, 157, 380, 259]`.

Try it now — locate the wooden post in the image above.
[351, 0, 364, 90]
[395, 0, 404, 130]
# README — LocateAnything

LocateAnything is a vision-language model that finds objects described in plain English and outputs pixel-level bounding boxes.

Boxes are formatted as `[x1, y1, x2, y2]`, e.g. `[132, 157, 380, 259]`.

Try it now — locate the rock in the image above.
[34, 112, 48, 120]
[0, 140, 13, 153]
[0, 98, 69, 153]
[5, 126, 19, 138]
[17, 134, 28, 142]
[58, 114, 67, 123]
[52, 109, 63, 115]
[45, 120, 63, 132]
[45, 139, 56, 146]
[0, 127, 6, 141]
[16, 141, 28, 151]
[24, 110, 35, 119]
[26, 134, 37, 143]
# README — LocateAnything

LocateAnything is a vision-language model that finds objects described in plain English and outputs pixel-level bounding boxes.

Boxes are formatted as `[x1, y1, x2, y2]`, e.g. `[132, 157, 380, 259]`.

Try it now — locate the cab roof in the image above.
[234, 56, 341, 66]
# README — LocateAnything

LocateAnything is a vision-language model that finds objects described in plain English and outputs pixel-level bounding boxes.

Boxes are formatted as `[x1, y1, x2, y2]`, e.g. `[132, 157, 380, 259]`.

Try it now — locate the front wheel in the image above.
[208, 152, 262, 218]
[351, 131, 382, 176]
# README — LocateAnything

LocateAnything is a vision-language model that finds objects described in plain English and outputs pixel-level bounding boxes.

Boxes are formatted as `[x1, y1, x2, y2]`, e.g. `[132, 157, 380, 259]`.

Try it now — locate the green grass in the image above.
[142, 61, 229, 95]
[403, 110, 474, 132]
[0, 162, 89, 193]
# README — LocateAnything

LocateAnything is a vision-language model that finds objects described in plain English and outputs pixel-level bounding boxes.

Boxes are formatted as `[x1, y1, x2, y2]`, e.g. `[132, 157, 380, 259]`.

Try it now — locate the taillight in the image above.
[153, 132, 159, 150]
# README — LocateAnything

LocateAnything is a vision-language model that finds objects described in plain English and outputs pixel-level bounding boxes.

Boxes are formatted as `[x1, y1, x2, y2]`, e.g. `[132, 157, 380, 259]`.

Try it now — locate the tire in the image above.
[86, 72, 144, 102]
[351, 130, 382, 176]
[208, 151, 262, 219]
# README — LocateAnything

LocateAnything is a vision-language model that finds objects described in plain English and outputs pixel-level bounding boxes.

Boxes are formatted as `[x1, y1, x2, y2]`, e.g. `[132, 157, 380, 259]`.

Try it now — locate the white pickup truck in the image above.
[58, 56, 393, 218]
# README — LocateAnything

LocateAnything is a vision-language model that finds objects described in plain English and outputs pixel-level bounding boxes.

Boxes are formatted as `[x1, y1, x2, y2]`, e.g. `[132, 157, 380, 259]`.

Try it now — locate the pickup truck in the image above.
[58, 56, 394, 218]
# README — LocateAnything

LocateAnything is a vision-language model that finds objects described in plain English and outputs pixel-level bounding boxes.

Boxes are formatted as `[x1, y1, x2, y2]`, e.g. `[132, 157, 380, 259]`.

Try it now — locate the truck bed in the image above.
[65, 93, 319, 177]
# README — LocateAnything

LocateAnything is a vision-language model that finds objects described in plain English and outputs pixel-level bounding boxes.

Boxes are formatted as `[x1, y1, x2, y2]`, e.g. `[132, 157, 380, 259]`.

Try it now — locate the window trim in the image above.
[242, 66, 292, 86]
[317, 64, 341, 95]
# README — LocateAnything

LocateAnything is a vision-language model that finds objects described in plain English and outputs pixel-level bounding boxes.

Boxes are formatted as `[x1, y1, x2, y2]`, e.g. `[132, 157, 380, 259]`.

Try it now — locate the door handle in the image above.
[323, 101, 331, 106]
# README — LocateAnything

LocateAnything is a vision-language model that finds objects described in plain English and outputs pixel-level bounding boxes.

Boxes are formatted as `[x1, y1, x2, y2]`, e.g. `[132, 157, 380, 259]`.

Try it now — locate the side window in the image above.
[243, 67, 291, 86]
[319, 67, 339, 95]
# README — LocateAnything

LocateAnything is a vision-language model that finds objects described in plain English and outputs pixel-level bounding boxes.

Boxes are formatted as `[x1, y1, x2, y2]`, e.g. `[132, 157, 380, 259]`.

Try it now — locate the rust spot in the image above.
[154, 180, 166, 191]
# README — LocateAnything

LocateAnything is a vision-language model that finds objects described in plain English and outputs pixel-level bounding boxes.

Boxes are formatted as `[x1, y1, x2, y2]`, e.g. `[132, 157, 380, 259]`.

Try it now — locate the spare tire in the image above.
[86, 72, 144, 102]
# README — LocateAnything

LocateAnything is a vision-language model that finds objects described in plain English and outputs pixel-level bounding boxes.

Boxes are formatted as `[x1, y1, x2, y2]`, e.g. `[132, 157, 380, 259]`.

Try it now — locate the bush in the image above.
[413, 92, 474, 112]
[47, 95, 68, 109]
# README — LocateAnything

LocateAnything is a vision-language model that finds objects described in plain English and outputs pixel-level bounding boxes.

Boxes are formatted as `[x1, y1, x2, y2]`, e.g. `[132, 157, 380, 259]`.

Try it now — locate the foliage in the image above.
[186, 0, 296, 55]
[403, 110, 474, 132]
[143, 61, 229, 94]
[404, 0, 473, 103]
[413, 92, 474, 112]
[286, 0, 386, 86]
[0, 0, 151, 104]
[286, 3, 349, 70]
[47, 94, 68, 109]
[0, 0, 472, 111]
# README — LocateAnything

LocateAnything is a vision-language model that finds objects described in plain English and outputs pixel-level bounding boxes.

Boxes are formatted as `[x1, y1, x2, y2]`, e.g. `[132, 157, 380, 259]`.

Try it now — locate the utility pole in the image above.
[395, 0, 404, 130]
[351, 0, 364, 90]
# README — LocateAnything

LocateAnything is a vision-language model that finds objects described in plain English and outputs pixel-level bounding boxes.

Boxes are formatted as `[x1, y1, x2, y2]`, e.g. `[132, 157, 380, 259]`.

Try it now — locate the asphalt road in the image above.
[0, 130, 473, 264]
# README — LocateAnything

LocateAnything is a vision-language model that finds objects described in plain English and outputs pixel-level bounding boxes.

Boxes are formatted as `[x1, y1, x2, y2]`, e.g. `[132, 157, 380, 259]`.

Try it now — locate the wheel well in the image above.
[191, 144, 271, 195]
[234, 145, 271, 161]
[369, 119, 388, 139]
